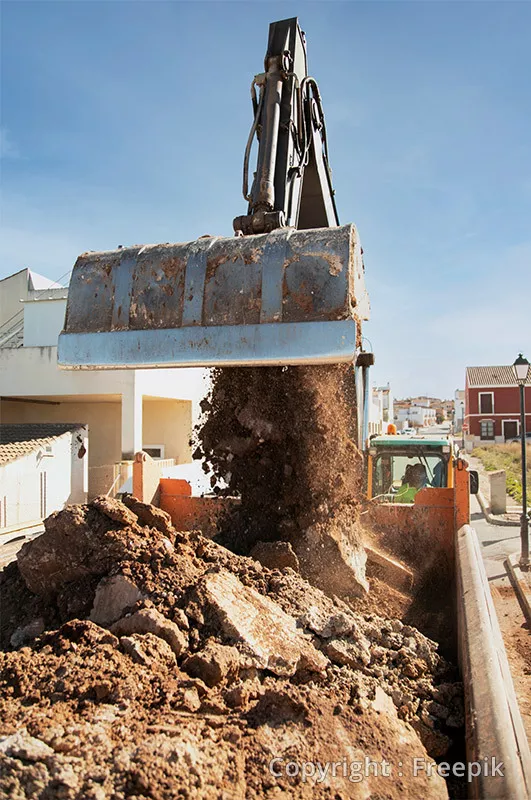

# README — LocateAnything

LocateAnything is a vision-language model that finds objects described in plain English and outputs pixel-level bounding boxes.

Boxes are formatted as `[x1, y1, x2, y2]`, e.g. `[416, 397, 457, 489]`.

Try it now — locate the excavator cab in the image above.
[367, 434, 456, 503]
[58, 18, 369, 373]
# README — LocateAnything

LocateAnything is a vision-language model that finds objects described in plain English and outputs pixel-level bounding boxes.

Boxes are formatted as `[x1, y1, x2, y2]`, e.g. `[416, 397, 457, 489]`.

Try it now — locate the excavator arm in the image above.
[58, 17, 369, 373]
[234, 18, 339, 235]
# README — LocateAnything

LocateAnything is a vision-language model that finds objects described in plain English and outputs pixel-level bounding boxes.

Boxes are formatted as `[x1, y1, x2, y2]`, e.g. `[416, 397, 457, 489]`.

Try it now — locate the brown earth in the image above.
[490, 582, 531, 742]
[195, 365, 363, 553]
[0, 496, 465, 799]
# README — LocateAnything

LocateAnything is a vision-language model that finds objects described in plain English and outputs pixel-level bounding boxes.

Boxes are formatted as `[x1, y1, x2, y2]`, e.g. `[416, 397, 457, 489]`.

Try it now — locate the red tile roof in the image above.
[466, 366, 531, 387]
[0, 423, 83, 466]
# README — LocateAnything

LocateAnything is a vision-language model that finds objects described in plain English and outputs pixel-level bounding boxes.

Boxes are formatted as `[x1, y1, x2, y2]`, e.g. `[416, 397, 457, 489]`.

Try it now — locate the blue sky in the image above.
[1, 1, 530, 398]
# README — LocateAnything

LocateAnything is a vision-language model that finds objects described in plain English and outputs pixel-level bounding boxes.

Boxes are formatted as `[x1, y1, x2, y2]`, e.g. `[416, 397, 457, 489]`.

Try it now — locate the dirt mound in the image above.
[0, 497, 464, 798]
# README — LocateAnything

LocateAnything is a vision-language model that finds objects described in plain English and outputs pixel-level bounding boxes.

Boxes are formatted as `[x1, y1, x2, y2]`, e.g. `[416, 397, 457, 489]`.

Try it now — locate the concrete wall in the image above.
[143, 398, 192, 463]
[0, 427, 88, 530]
[0, 269, 28, 328]
[136, 368, 210, 426]
[0, 345, 135, 398]
[0, 398, 121, 469]
[23, 297, 67, 347]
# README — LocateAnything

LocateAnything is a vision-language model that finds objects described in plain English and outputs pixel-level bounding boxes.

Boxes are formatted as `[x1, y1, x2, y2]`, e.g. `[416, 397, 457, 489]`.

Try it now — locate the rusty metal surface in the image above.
[59, 224, 369, 369]
[63, 225, 368, 334]
[58, 320, 359, 369]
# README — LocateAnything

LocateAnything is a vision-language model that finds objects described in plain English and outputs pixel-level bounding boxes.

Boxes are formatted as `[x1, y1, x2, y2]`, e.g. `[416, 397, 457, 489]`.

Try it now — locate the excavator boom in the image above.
[58, 17, 369, 370]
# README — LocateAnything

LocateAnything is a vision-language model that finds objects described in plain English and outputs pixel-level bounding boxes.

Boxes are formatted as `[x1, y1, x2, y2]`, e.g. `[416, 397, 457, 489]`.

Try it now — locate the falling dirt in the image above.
[0, 496, 465, 799]
[195, 365, 363, 551]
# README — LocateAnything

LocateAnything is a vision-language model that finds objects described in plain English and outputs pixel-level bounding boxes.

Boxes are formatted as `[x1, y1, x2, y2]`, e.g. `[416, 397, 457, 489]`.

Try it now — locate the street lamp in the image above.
[512, 353, 530, 570]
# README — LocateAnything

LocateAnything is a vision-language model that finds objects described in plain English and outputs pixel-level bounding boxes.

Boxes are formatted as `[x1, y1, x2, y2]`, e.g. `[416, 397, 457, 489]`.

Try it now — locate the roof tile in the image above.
[0, 423, 84, 466]
[466, 366, 531, 387]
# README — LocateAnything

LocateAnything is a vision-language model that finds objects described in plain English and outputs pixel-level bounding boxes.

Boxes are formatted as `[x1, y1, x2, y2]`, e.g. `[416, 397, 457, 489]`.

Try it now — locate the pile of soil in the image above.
[0, 496, 464, 799]
[195, 365, 363, 554]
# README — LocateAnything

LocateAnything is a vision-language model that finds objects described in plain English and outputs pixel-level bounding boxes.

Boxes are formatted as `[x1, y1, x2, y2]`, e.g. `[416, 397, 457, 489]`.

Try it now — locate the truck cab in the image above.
[367, 434, 456, 502]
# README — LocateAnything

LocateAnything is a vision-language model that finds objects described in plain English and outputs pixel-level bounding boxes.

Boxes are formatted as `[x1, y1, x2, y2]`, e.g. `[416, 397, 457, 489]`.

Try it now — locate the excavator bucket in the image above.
[58, 224, 369, 370]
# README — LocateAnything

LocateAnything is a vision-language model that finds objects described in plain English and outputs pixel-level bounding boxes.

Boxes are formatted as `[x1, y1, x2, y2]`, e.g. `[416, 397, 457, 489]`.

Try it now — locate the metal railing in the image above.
[0, 310, 24, 348]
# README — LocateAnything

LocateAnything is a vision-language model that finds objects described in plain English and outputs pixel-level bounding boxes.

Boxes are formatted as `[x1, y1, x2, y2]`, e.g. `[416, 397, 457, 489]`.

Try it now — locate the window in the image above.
[479, 392, 494, 414]
[142, 445, 165, 459]
[480, 420, 495, 440]
[372, 452, 448, 500]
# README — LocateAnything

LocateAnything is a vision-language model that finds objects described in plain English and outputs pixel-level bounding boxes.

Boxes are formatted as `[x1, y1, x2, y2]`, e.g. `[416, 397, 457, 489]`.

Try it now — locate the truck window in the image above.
[372, 453, 447, 499]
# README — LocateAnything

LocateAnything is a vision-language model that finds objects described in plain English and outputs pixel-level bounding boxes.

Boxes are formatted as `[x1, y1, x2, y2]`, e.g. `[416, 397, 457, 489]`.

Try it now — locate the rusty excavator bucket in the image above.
[58, 18, 369, 371]
[58, 226, 368, 369]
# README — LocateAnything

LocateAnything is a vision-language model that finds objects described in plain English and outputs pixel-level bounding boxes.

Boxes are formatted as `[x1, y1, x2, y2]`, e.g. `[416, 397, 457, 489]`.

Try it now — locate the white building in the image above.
[0, 423, 88, 534]
[454, 389, 465, 433]
[375, 384, 393, 426]
[0, 269, 209, 498]
[368, 384, 394, 436]
[396, 403, 437, 428]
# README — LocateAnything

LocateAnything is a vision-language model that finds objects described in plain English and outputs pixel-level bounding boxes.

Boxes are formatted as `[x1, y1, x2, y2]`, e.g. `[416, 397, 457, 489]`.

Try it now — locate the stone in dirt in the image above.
[9, 617, 45, 649]
[16, 501, 135, 597]
[89, 575, 144, 626]
[182, 640, 242, 687]
[90, 495, 140, 527]
[189, 569, 328, 676]
[120, 633, 177, 667]
[325, 636, 371, 668]
[291, 511, 369, 598]
[110, 607, 188, 657]
[249, 540, 299, 572]
[297, 604, 356, 639]
[121, 494, 174, 537]
[0, 730, 55, 761]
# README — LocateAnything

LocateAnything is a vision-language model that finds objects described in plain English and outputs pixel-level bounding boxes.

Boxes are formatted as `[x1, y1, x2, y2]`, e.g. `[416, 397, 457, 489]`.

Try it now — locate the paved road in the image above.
[470, 494, 522, 581]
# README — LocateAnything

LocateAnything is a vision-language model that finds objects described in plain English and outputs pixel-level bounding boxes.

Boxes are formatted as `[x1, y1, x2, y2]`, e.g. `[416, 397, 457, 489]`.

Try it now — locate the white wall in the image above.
[0, 427, 88, 530]
[136, 367, 210, 426]
[454, 390, 465, 431]
[396, 405, 436, 427]
[23, 297, 67, 347]
[0, 269, 28, 328]
[0, 345, 136, 397]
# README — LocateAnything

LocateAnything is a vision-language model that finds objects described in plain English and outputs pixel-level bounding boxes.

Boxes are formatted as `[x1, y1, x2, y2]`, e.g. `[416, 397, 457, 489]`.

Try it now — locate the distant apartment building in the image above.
[366, 384, 394, 436]
[374, 384, 393, 425]
[0, 268, 210, 498]
[464, 365, 531, 448]
[454, 390, 465, 432]
[395, 403, 436, 428]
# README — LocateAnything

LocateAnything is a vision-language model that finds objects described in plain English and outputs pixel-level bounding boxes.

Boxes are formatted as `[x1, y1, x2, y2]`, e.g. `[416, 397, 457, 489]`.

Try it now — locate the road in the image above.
[470, 494, 523, 580]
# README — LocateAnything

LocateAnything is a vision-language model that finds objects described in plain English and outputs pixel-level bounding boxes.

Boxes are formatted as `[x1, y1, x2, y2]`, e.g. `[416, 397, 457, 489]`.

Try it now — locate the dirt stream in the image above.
[0, 366, 465, 799]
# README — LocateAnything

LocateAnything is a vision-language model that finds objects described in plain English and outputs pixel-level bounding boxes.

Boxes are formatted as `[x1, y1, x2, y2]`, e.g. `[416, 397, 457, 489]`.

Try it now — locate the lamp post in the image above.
[512, 353, 530, 570]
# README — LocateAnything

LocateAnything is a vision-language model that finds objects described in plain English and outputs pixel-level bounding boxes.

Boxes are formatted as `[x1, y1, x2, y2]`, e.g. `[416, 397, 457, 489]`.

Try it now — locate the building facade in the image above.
[395, 403, 437, 428]
[464, 365, 531, 449]
[0, 269, 209, 498]
[454, 389, 465, 433]
[0, 423, 88, 533]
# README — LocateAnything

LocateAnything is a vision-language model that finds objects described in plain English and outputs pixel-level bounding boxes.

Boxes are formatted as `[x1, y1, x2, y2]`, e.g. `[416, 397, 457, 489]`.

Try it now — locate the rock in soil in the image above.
[0, 496, 464, 798]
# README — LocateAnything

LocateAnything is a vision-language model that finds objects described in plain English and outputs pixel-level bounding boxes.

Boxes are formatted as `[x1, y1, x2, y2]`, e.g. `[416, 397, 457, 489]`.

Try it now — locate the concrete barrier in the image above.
[456, 525, 531, 799]
[490, 470, 507, 515]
